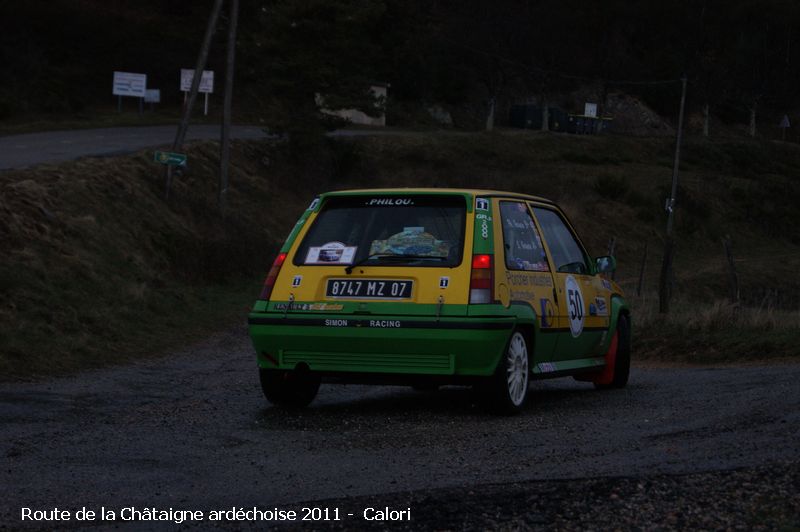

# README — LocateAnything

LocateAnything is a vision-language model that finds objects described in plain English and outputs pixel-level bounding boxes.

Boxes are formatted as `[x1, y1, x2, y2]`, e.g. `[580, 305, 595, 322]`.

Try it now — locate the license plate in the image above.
[326, 279, 413, 299]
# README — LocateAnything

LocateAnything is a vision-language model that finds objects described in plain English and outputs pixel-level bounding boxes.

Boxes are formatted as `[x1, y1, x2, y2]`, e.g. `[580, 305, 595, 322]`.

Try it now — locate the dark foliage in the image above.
[2, 0, 800, 130]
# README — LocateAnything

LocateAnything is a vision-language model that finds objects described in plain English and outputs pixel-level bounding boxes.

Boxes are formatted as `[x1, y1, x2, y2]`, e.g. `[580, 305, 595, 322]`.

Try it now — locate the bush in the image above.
[594, 174, 630, 200]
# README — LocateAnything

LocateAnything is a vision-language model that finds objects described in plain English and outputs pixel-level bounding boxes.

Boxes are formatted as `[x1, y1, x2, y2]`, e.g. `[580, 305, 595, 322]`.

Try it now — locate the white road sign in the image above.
[584, 102, 598, 118]
[180, 69, 214, 93]
[144, 89, 161, 103]
[112, 71, 147, 98]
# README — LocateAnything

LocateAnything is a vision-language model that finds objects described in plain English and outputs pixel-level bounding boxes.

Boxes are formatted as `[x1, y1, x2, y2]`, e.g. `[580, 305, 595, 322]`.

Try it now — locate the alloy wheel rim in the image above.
[506, 333, 529, 406]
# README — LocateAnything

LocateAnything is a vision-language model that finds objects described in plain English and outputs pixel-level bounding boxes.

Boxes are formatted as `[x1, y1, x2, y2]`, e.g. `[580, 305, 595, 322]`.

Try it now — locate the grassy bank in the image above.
[1, 130, 798, 378]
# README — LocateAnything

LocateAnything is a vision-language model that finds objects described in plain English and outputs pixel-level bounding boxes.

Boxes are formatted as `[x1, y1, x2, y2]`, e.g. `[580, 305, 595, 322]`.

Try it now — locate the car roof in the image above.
[320, 188, 555, 205]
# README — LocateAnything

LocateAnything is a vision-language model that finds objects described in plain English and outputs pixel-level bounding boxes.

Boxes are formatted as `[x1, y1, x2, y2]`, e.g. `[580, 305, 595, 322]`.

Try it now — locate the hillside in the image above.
[1, 131, 799, 378]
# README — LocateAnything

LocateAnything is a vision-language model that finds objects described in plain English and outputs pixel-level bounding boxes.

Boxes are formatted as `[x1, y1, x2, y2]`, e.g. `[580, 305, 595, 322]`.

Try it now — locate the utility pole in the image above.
[658, 75, 687, 313]
[165, 0, 225, 200]
[219, 0, 239, 213]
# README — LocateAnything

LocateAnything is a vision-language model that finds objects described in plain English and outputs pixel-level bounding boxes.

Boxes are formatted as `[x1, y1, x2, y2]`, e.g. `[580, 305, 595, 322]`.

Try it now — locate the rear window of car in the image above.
[292, 195, 466, 268]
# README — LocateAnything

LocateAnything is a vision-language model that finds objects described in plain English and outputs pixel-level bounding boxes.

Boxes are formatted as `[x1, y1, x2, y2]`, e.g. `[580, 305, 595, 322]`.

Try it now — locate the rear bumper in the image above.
[247, 313, 515, 377]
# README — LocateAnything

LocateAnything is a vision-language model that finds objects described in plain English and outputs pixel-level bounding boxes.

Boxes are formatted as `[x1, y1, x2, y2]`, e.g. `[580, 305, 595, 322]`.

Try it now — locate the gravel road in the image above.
[1, 326, 798, 530]
[0, 126, 455, 171]
[0, 125, 267, 170]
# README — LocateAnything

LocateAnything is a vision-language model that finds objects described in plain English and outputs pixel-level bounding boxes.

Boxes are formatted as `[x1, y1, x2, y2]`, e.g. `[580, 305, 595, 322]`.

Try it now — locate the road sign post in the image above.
[779, 114, 790, 141]
[180, 69, 215, 116]
[154, 151, 187, 167]
[112, 72, 147, 113]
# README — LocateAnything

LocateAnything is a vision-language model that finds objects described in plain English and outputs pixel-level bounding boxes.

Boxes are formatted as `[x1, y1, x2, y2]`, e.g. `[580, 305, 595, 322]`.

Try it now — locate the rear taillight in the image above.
[259, 252, 287, 300]
[469, 254, 493, 304]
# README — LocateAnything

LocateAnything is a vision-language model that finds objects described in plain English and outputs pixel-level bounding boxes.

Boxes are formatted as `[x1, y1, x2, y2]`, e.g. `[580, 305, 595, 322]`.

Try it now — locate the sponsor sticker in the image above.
[274, 302, 310, 311]
[539, 298, 555, 328]
[594, 297, 608, 316]
[369, 320, 402, 328]
[439, 277, 450, 289]
[308, 197, 320, 211]
[292, 275, 302, 287]
[537, 362, 557, 373]
[602, 279, 612, 290]
[508, 273, 553, 287]
[274, 302, 345, 312]
[305, 242, 357, 264]
[476, 198, 489, 211]
[309, 303, 343, 311]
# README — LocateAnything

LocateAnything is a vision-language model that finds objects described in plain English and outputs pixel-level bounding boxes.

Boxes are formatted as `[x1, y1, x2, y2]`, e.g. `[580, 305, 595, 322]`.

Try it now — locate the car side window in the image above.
[531, 207, 589, 274]
[499, 201, 550, 271]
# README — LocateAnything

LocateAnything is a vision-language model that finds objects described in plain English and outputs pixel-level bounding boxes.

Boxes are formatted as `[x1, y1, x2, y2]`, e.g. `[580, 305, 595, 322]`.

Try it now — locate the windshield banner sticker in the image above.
[369, 227, 450, 257]
[305, 242, 357, 264]
[365, 198, 414, 206]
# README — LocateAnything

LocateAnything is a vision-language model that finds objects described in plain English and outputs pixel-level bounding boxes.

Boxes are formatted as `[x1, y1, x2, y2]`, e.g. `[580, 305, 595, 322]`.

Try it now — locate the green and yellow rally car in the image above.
[248, 189, 630, 413]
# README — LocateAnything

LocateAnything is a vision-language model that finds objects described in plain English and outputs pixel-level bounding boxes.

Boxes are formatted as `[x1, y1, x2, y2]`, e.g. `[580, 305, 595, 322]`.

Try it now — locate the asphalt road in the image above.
[1, 326, 798, 529]
[0, 125, 268, 170]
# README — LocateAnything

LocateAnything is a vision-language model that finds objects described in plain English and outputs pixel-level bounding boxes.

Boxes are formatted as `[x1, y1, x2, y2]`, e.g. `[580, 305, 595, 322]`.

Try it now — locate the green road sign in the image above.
[154, 151, 187, 166]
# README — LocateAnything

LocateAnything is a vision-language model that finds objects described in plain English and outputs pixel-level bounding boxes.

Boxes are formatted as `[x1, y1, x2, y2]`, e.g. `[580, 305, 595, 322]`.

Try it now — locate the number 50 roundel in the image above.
[565, 275, 584, 337]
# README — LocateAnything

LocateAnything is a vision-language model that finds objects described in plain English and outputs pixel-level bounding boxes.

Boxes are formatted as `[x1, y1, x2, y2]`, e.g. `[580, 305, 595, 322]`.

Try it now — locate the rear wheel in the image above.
[259, 367, 321, 407]
[482, 330, 530, 414]
[594, 314, 630, 389]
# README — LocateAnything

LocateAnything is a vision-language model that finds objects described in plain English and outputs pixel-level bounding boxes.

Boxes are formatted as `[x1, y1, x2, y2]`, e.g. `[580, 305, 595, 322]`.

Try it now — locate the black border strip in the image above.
[248, 317, 514, 330]
[539, 326, 609, 334]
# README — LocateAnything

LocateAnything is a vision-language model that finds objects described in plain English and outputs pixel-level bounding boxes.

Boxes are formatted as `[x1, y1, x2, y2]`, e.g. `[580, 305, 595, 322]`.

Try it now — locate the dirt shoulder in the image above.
[282, 463, 800, 530]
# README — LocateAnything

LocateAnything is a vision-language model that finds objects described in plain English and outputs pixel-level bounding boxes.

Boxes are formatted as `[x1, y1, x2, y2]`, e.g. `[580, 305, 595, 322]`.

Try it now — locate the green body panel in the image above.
[465, 302, 534, 321]
[248, 295, 624, 378]
[552, 329, 606, 362]
[249, 311, 514, 376]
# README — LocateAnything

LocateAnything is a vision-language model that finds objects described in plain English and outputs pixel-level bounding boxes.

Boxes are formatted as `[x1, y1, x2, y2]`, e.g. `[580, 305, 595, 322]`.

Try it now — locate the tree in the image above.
[238, 0, 387, 141]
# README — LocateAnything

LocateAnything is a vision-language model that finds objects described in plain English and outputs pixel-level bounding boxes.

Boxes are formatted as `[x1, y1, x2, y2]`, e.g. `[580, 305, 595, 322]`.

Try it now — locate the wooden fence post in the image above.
[722, 236, 739, 304]
[606, 237, 617, 280]
[637, 242, 648, 297]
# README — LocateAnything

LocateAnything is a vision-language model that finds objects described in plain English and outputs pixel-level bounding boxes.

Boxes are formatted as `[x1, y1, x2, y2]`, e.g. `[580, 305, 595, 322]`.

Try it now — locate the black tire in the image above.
[259, 367, 321, 408]
[481, 330, 530, 414]
[595, 314, 631, 390]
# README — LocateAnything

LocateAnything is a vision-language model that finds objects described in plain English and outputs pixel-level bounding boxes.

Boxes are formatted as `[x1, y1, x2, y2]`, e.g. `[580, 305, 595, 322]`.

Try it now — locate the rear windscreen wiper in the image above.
[345, 253, 446, 274]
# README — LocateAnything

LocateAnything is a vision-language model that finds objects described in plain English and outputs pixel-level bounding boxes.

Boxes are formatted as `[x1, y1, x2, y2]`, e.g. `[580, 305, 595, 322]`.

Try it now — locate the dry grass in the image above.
[0, 140, 300, 378]
[1, 130, 799, 378]
[632, 294, 800, 363]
